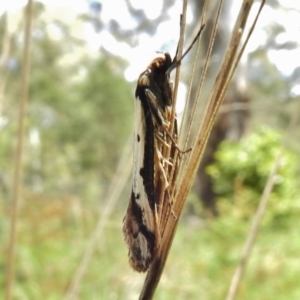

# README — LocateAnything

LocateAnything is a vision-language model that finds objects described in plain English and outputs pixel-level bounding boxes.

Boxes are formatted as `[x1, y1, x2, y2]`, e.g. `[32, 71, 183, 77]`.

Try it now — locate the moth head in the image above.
[135, 52, 174, 104]
[137, 52, 173, 88]
[148, 52, 173, 73]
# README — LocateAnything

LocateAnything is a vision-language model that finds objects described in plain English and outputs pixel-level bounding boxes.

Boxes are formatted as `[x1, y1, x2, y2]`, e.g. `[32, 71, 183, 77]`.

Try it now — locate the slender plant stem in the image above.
[0, 12, 12, 118]
[225, 111, 299, 300]
[5, 1, 33, 300]
[139, 1, 265, 299]
[64, 137, 132, 300]
[138, 2, 189, 299]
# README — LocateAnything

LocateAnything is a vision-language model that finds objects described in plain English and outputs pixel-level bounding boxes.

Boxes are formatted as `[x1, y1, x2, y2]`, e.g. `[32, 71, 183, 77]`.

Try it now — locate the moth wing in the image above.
[123, 97, 158, 272]
[132, 99, 156, 230]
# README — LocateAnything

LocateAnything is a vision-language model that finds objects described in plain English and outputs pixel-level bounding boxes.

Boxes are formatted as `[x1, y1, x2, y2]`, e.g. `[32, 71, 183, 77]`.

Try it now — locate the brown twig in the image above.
[138, 1, 190, 298]
[5, 1, 33, 300]
[0, 12, 11, 119]
[138, 1, 265, 299]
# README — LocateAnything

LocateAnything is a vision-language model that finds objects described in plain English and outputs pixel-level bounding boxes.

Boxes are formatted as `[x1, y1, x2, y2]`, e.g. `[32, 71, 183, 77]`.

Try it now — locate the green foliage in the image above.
[0, 9, 133, 200]
[207, 127, 300, 225]
[1, 3, 299, 299]
[1, 196, 300, 299]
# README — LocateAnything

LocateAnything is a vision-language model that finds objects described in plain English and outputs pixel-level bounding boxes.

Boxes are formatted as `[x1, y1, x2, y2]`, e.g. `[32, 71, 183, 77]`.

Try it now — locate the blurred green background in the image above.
[0, 1, 300, 299]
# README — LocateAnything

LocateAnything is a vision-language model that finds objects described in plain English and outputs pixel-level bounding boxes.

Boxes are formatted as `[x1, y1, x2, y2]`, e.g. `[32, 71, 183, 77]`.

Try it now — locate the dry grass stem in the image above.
[225, 110, 299, 300]
[0, 13, 13, 118]
[139, 1, 265, 299]
[5, 1, 33, 300]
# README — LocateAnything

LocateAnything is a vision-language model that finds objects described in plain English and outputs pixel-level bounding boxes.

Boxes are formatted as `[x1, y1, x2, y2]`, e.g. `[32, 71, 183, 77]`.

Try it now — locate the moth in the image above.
[123, 27, 204, 272]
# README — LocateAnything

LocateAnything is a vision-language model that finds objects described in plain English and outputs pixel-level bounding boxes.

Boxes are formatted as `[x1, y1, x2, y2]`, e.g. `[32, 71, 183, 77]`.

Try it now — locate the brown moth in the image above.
[123, 26, 204, 272]
[123, 52, 176, 272]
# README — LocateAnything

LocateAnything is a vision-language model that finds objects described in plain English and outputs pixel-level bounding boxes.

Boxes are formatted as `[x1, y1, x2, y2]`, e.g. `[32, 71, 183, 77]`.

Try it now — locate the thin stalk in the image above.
[5, 1, 33, 300]
[65, 136, 132, 300]
[225, 111, 299, 300]
[138, 1, 264, 299]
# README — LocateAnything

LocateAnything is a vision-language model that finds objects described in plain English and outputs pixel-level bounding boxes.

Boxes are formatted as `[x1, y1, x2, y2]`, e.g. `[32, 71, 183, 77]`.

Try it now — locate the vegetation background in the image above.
[0, 0, 299, 299]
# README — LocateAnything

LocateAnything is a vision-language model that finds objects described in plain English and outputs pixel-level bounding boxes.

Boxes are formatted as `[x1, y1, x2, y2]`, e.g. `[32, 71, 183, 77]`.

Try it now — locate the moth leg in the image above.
[146, 89, 191, 154]
[155, 132, 171, 149]
[155, 134, 174, 168]
[155, 146, 170, 189]
[145, 89, 170, 129]
[164, 129, 192, 154]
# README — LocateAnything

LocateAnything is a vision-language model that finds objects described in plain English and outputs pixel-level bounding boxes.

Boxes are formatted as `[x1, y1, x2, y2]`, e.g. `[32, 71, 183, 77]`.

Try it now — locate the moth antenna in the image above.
[166, 23, 205, 75]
